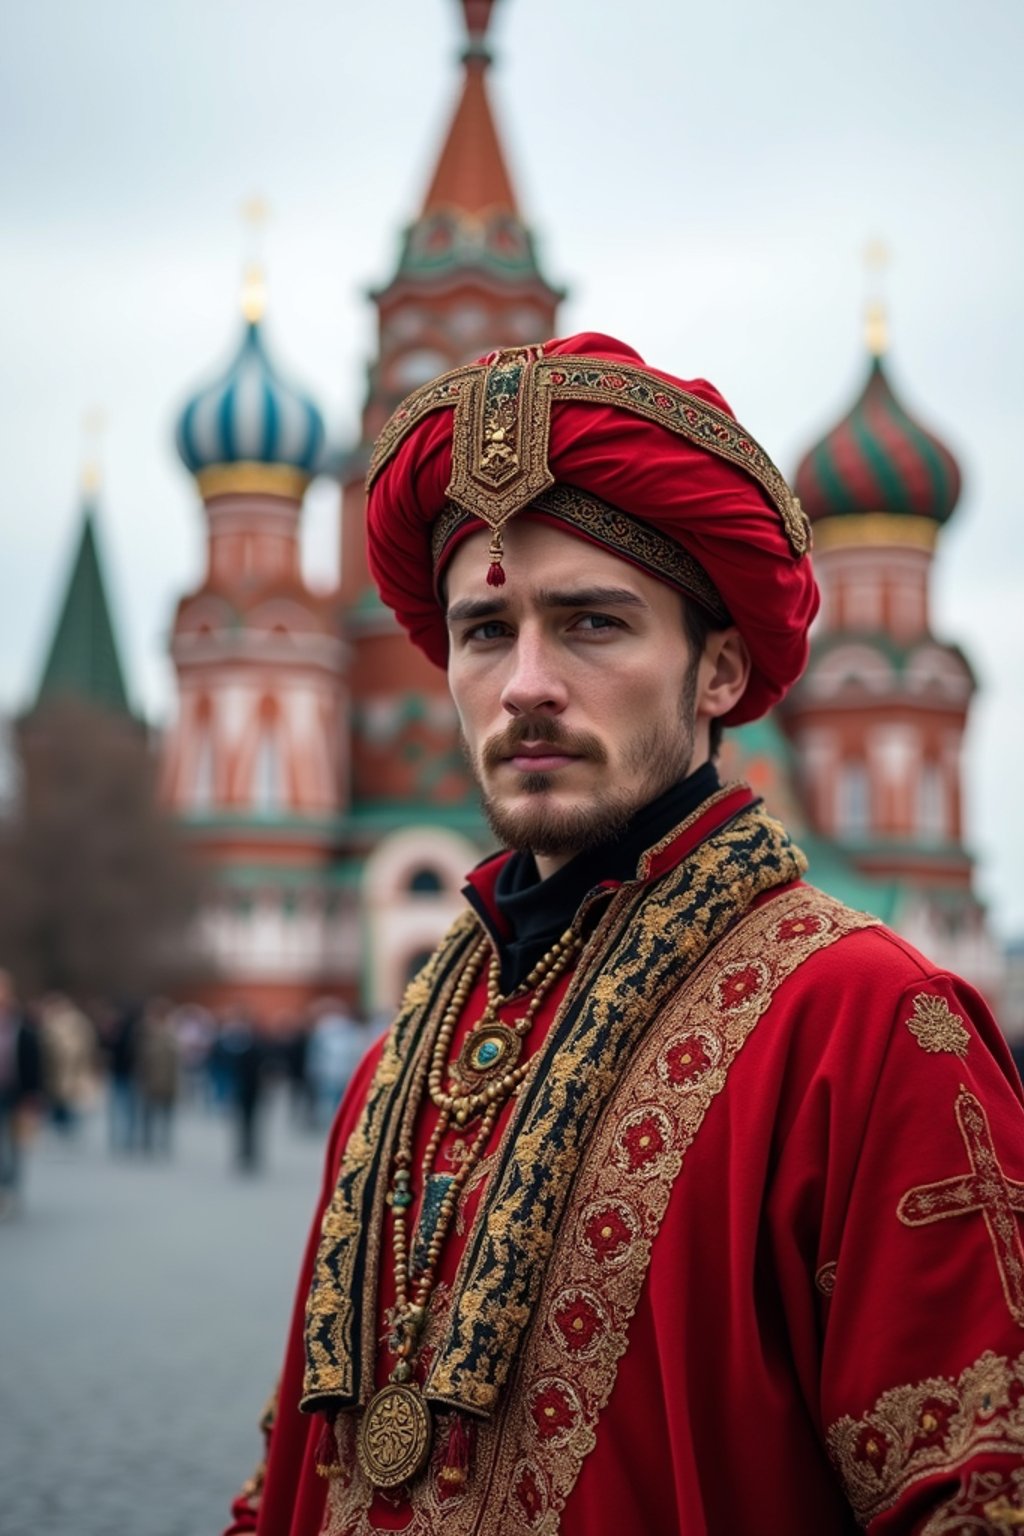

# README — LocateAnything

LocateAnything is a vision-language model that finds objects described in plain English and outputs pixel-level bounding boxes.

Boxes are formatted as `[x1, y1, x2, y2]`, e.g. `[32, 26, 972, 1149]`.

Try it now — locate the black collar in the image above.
[464, 761, 720, 992]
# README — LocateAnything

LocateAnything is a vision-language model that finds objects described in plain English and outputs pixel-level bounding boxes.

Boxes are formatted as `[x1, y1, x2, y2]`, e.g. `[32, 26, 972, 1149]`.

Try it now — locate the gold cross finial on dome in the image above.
[240, 195, 270, 323]
[864, 238, 890, 357]
[81, 406, 105, 495]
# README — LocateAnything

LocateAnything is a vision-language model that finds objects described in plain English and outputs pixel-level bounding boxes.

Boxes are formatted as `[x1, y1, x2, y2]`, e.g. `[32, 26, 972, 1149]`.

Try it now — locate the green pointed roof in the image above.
[35, 506, 132, 717]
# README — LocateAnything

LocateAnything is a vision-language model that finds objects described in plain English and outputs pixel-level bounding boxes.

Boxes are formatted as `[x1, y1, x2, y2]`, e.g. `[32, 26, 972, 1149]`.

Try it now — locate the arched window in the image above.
[407, 866, 444, 895]
[918, 764, 946, 841]
[253, 719, 284, 814]
[393, 349, 448, 390]
[837, 762, 870, 839]
[193, 703, 215, 811]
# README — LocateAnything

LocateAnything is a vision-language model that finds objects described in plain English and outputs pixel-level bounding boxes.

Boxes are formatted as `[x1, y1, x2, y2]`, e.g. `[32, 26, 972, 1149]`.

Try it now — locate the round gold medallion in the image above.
[455, 1023, 521, 1087]
[356, 1383, 432, 1488]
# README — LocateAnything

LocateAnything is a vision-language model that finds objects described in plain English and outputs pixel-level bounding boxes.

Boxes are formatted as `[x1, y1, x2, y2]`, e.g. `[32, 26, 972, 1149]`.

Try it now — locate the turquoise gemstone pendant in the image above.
[454, 1022, 522, 1088]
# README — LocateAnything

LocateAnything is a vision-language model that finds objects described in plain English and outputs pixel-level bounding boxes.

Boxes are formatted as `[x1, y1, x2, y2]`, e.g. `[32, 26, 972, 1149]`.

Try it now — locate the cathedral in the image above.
[38, 0, 1002, 1023]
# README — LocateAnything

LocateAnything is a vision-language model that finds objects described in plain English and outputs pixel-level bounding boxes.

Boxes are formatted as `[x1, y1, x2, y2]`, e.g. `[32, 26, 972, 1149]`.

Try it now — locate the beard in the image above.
[465, 664, 699, 860]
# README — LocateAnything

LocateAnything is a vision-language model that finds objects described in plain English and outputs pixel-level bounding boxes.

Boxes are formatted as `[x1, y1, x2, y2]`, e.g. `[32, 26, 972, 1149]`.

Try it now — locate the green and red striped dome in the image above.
[794, 355, 960, 524]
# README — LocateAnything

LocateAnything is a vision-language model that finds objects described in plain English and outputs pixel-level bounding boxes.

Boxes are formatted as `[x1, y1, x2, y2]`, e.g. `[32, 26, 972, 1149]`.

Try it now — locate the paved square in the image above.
[0, 1096, 325, 1535]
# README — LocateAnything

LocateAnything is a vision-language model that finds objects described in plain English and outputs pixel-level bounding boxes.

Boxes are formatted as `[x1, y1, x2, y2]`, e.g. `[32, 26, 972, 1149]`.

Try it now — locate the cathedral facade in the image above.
[158, 0, 1000, 1024]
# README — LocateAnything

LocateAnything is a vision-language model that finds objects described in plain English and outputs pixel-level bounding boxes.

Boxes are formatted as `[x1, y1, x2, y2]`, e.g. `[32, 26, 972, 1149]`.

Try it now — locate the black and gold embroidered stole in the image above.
[301, 798, 806, 1419]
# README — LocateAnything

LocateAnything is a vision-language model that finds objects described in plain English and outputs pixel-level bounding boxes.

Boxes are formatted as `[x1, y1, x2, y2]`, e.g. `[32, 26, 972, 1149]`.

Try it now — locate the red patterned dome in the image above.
[794, 354, 961, 525]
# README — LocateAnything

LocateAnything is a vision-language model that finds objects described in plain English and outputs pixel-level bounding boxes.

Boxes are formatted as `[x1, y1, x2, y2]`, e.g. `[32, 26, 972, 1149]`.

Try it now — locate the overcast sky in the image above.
[2, 0, 1022, 934]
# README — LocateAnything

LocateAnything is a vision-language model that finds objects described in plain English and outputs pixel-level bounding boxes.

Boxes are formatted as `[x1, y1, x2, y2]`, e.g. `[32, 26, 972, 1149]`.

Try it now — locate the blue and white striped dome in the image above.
[176, 320, 325, 479]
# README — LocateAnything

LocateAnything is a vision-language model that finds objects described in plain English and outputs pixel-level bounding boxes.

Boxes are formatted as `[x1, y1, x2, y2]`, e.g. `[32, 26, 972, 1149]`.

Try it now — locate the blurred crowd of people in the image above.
[0, 966, 383, 1215]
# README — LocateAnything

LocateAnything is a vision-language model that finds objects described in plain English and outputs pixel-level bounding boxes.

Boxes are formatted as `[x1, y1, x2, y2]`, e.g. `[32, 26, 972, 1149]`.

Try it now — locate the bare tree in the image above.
[0, 699, 202, 1002]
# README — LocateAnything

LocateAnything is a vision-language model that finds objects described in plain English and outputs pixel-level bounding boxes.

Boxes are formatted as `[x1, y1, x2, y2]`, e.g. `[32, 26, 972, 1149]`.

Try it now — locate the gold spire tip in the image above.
[241, 261, 267, 323]
[241, 195, 269, 230]
[81, 407, 105, 494]
[863, 239, 891, 357]
[864, 238, 889, 273]
[865, 301, 889, 358]
[239, 196, 270, 321]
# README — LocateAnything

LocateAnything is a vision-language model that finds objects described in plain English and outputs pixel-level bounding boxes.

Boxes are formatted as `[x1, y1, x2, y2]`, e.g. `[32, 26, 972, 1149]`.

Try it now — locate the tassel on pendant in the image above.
[315, 1413, 342, 1479]
[437, 1412, 472, 1499]
[486, 530, 506, 588]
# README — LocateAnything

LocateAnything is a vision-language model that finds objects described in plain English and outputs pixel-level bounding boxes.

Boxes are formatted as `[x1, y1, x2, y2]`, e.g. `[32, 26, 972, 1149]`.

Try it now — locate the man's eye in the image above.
[573, 613, 620, 632]
[465, 620, 509, 642]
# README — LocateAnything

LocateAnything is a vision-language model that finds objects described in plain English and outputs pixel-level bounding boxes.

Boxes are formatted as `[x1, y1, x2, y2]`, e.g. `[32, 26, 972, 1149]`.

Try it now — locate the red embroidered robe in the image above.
[225, 793, 1024, 1535]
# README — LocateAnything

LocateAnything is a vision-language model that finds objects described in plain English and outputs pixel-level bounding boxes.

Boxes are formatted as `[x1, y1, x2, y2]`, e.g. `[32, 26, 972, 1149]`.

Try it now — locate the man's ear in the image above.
[698, 627, 751, 723]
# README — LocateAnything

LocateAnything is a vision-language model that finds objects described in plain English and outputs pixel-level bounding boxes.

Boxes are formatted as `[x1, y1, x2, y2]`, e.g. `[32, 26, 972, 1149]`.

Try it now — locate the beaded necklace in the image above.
[355, 925, 582, 1491]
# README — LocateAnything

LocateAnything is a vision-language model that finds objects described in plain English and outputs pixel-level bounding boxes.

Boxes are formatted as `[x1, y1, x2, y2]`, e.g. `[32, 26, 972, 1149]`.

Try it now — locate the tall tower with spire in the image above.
[338, 0, 563, 794]
[328, 0, 566, 1009]
[34, 427, 133, 721]
[162, 252, 349, 1020]
[781, 274, 997, 991]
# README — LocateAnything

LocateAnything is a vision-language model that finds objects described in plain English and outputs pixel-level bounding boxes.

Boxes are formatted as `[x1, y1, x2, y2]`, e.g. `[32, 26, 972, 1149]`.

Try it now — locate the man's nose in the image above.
[500, 631, 567, 717]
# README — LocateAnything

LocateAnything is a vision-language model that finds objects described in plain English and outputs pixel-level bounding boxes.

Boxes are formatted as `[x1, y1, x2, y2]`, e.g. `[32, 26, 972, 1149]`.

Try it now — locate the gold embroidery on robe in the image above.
[920, 1468, 1024, 1532]
[897, 1089, 1024, 1327]
[828, 1347, 1024, 1526]
[323, 887, 874, 1535]
[906, 992, 970, 1058]
[426, 805, 808, 1416]
[302, 914, 477, 1403]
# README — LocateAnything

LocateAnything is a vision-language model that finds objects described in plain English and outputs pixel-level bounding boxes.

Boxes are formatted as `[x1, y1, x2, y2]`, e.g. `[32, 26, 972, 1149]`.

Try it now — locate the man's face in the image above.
[445, 519, 706, 873]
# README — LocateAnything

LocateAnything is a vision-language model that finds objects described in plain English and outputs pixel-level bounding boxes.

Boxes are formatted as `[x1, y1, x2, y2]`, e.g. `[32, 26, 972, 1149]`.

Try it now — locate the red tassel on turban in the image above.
[365, 333, 818, 726]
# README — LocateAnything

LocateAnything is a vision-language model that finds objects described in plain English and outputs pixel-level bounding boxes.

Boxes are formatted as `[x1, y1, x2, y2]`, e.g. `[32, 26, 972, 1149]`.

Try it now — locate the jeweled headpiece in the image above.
[366, 332, 818, 725]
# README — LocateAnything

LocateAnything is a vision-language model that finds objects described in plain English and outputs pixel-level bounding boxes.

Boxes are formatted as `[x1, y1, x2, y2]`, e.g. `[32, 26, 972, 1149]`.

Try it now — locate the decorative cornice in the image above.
[812, 514, 938, 553]
[169, 630, 347, 674]
[196, 461, 311, 503]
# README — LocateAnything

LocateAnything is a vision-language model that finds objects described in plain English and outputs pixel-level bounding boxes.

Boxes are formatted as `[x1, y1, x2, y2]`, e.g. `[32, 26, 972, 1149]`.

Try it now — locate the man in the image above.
[0, 969, 42, 1215]
[225, 334, 1024, 1534]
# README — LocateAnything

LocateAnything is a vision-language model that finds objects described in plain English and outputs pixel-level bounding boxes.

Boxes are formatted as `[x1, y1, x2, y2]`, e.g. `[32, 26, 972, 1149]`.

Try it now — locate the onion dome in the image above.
[794, 349, 961, 527]
[176, 275, 324, 496]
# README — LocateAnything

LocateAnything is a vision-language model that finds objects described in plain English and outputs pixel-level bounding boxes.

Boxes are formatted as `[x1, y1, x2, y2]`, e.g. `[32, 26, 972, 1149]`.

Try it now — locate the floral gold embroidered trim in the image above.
[827, 1347, 1024, 1526]
[425, 804, 808, 1416]
[308, 802, 804, 1426]
[367, 353, 810, 558]
[301, 913, 478, 1410]
[920, 1469, 1024, 1533]
[432, 484, 730, 622]
[540, 357, 811, 557]
[905, 993, 970, 1058]
[323, 886, 874, 1535]
[897, 1088, 1024, 1327]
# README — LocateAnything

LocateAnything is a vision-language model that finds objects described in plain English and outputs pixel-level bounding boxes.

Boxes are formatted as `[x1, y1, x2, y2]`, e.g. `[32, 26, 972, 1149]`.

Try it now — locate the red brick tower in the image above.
[163, 268, 349, 1023]
[338, 0, 564, 818]
[330, 0, 565, 1009]
[782, 301, 997, 990]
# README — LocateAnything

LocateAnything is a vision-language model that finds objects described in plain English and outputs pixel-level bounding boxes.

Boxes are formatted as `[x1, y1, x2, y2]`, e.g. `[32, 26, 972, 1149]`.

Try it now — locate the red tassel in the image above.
[485, 529, 505, 587]
[437, 1413, 472, 1499]
[315, 1414, 341, 1479]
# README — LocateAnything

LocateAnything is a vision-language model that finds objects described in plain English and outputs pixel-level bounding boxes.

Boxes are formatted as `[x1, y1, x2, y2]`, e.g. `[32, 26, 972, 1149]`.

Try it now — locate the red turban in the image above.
[365, 332, 818, 726]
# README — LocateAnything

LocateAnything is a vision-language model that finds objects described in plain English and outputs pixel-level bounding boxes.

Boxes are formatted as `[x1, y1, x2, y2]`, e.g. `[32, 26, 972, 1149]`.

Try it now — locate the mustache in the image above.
[481, 715, 608, 772]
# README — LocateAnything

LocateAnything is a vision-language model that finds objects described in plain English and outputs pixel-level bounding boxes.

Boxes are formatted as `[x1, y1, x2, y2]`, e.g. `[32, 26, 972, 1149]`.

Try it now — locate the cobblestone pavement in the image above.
[0, 1093, 326, 1536]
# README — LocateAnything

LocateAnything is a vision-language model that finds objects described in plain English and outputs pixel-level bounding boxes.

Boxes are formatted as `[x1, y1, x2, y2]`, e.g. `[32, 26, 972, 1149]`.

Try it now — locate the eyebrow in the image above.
[446, 585, 648, 625]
